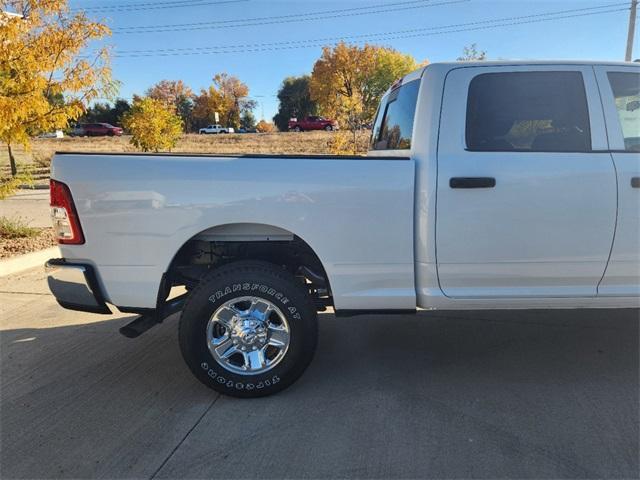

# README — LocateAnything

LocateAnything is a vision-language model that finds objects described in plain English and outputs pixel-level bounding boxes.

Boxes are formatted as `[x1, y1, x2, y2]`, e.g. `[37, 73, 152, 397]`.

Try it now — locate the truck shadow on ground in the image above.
[1, 308, 638, 478]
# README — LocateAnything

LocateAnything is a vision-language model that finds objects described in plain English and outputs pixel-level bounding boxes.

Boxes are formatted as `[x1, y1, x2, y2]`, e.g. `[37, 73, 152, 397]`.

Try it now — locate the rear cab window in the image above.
[370, 79, 420, 151]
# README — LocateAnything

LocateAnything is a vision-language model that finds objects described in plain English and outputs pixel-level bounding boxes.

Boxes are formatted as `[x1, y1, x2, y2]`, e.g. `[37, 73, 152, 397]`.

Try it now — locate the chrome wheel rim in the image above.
[206, 296, 291, 375]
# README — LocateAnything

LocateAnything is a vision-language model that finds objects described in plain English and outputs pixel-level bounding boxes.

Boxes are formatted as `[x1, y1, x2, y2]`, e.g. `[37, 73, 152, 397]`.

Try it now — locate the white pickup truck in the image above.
[46, 61, 639, 397]
[198, 124, 234, 134]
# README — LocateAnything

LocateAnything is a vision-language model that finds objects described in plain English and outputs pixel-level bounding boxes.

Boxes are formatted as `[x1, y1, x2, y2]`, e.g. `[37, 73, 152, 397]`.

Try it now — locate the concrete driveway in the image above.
[1, 267, 638, 479]
[0, 189, 51, 228]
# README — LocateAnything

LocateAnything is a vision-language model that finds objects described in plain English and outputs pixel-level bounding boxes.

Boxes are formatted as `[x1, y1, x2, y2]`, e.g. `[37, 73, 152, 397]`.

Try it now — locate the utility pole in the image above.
[626, 0, 638, 61]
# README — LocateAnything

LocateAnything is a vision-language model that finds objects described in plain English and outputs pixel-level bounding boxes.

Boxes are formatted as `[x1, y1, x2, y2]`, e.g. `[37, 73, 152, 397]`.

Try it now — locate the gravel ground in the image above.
[0, 227, 56, 258]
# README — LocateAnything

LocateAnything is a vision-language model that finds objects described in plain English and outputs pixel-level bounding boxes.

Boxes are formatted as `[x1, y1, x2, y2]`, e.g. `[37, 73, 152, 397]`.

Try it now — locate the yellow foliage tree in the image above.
[192, 85, 226, 129]
[0, 0, 114, 175]
[310, 42, 424, 155]
[192, 73, 256, 130]
[122, 97, 183, 152]
[145, 79, 194, 132]
[255, 120, 275, 133]
[310, 42, 424, 126]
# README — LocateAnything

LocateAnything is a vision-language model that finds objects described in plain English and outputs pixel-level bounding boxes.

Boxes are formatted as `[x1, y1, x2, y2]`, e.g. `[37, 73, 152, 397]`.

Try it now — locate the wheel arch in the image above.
[163, 222, 333, 308]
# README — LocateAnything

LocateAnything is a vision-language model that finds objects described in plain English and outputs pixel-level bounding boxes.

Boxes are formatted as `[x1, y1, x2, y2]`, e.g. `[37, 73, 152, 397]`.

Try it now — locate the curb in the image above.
[0, 247, 60, 278]
[19, 184, 50, 190]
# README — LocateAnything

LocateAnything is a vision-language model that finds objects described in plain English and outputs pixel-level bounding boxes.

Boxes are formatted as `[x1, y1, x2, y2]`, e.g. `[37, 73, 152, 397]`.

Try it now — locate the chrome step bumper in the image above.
[45, 259, 111, 314]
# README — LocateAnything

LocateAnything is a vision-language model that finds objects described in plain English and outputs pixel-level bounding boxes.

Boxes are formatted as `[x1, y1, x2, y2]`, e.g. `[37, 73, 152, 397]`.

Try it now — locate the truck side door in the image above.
[436, 66, 616, 298]
[594, 65, 640, 296]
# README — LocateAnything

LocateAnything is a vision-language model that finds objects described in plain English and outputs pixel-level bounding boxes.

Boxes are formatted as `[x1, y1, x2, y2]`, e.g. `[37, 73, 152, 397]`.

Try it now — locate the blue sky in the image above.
[70, 0, 637, 120]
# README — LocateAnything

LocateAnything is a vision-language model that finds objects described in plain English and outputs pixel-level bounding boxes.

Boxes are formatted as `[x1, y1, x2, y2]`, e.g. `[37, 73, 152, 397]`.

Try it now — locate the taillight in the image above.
[50, 179, 85, 245]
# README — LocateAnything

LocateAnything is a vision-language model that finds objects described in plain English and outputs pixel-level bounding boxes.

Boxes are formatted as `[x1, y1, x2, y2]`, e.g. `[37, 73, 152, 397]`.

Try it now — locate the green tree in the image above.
[272, 76, 317, 131]
[80, 99, 130, 126]
[122, 97, 182, 152]
[240, 110, 256, 130]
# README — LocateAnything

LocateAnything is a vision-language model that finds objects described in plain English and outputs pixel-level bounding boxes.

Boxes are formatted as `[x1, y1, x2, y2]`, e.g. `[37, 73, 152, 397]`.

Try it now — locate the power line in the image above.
[112, 0, 465, 34]
[108, 3, 630, 58]
[76, 0, 221, 8]
[71, 0, 248, 13]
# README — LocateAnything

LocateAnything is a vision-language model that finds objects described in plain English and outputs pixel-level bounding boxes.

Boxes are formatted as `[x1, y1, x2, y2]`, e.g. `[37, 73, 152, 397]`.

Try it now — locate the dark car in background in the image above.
[71, 123, 123, 137]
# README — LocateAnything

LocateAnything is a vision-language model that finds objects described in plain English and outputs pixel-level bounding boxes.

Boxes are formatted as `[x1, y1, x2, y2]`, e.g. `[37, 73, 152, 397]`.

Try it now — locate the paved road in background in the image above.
[1, 267, 638, 479]
[0, 189, 50, 228]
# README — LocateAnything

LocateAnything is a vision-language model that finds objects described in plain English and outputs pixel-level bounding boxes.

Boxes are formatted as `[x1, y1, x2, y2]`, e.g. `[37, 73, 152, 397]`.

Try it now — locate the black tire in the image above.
[293, 126, 301, 132]
[179, 261, 318, 398]
[324, 125, 333, 131]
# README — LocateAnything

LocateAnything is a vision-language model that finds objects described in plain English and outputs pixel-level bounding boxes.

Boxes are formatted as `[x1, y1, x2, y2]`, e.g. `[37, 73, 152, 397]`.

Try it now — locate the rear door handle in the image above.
[449, 177, 496, 189]
[632, 177, 640, 188]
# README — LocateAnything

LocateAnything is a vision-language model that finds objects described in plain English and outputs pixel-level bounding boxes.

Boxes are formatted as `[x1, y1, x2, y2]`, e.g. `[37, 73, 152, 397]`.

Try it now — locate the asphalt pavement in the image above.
[1, 267, 638, 479]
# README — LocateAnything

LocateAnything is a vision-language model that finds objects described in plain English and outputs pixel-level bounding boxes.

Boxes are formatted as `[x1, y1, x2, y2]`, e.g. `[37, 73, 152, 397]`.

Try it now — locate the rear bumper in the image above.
[45, 259, 111, 314]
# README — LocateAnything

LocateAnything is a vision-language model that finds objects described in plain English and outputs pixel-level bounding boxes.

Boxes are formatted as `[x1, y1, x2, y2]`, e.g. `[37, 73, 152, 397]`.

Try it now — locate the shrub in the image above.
[0, 216, 39, 239]
[0, 169, 34, 200]
[122, 98, 183, 152]
[255, 120, 275, 133]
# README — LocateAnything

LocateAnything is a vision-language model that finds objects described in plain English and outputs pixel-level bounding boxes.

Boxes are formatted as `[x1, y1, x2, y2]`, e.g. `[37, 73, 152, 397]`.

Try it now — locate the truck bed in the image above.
[52, 152, 416, 310]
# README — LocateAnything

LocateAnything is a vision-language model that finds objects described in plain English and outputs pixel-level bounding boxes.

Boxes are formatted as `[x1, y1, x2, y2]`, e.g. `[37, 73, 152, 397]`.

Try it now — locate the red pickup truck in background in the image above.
[288, 116, 338, 132]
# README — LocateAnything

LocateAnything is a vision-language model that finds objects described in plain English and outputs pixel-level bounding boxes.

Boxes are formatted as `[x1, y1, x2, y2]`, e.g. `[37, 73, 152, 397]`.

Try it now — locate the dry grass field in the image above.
[1, 131, 371, 169]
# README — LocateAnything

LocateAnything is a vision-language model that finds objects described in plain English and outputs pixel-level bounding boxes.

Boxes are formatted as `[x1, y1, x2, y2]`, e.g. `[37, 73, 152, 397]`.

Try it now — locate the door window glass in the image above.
[607, 72, 640, 152]
[466, 71, 591, 152]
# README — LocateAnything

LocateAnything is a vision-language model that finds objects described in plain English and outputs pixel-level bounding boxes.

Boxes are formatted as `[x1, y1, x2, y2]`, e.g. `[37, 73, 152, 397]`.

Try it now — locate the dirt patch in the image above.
[0, 228, 57, 258]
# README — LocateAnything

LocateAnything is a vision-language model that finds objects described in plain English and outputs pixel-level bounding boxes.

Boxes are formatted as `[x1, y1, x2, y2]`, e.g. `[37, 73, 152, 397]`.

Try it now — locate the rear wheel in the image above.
[324, 125, 333, 131]
[179, 261, 318, 398]
[293, 126, 301, 132]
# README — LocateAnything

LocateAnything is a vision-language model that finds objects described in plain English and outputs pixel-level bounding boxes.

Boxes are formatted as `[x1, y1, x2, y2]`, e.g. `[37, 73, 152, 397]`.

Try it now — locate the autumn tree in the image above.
[192, 73, 255, 130]
[122, 97, 182, 152]
[145, 80, 194, 132]
[310, 42, 422, 127]
[272, 75, 316, 131]
[0, 0, 114, 175]
[192, 86, 223, 130]
[255, 120, 275, 133]
[310, 42, 423, 153]
[457, 43, 487, 61]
